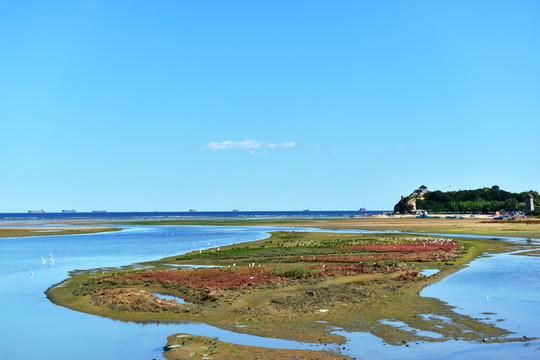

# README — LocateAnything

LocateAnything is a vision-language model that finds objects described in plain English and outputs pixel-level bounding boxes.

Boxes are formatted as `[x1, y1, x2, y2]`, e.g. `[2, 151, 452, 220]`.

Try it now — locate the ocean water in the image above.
[0, 210, 386, 221]
[0, 224, 539, 359]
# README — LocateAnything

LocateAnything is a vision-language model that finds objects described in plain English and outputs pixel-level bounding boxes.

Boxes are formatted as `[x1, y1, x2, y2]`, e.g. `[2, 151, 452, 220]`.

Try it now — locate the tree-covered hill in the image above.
[395, 185, 539, 214]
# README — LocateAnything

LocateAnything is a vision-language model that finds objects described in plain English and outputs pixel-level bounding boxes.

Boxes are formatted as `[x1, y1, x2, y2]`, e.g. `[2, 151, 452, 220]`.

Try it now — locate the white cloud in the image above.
[205, 140, 295, 152]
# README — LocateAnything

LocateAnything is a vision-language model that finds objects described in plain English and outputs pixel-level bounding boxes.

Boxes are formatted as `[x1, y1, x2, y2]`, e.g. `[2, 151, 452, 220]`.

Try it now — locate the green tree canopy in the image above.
[401, 186, 539, 214]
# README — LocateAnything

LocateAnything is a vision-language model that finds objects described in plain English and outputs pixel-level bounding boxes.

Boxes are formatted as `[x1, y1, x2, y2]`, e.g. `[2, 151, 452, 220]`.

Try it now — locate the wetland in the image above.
[47, 226, 538, 359]
[1, 218, 539, 359]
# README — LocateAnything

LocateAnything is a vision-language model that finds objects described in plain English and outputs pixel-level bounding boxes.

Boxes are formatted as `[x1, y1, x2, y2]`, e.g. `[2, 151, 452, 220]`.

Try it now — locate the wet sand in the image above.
[0, 226, 118, 237]
[124, 216, 540, 238]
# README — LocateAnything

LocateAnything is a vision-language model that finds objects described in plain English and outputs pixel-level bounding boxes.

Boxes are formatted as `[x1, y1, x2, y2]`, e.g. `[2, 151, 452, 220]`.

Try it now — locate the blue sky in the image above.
[1, 1, 539, 212]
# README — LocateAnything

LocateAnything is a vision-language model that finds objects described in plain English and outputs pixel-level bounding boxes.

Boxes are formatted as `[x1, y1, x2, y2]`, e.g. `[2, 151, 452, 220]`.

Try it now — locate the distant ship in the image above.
[62, 209, 77, 213]
[28, 209, 45, 213]
[359, 208, 366, 211]
[92, 210, 107, 213]
[189, 209, 197, 212]
[303, 209, 310, 212]
[232, 209, 239, 212]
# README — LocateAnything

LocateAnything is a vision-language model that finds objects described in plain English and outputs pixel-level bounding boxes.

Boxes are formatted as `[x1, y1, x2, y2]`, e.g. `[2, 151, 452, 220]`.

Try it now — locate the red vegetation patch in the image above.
[105, 267, 282, 290]
[302, 239, 463, 264]
[318, 263, 375, 276]
[301, 250, 457, 263]
[346, 243, 462, 252]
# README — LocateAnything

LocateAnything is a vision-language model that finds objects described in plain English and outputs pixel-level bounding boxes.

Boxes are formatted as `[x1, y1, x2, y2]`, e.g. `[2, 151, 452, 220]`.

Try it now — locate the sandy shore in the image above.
[0, 226, 118, 237]
[122, 215, 540, 239]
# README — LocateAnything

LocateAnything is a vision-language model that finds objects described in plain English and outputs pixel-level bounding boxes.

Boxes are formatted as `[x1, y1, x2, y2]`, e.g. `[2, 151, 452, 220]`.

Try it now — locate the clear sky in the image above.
[1, 1, 539, 212]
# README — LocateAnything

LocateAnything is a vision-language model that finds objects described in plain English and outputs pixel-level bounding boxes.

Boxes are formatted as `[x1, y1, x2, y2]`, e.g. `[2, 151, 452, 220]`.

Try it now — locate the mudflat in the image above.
[126, 216, 540, 238]
[46, 227, 529, 359]
[0, 226, 118, 238]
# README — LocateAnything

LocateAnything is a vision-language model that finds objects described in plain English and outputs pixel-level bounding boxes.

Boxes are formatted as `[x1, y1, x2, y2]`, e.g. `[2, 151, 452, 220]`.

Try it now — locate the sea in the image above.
[0, 210, 387, 221]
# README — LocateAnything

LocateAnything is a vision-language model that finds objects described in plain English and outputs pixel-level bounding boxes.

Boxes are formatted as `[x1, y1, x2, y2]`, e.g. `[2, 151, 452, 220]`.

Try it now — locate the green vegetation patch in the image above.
[399, 185, 539, 214]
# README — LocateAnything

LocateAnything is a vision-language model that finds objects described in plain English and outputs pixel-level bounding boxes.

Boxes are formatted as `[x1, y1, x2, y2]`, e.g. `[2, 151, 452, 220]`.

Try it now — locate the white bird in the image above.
[217, 247, 220, 251]
[233, 263, 236, 267]
[30, 270, 34, 278]
[41, 256, 46, 264]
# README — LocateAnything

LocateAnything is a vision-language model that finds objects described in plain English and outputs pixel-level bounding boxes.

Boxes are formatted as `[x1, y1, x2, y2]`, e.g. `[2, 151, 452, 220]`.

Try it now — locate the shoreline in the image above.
[3, 215, 538, 239]
[45, 226, 531, 358]
[121, 216, 540, 239]
[0, 226, 119, 238]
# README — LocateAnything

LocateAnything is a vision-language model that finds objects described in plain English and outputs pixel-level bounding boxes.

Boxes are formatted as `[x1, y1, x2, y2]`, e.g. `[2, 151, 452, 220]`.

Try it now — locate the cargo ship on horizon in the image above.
[62, 209, 77, 213]
[92, 210, 107, 213]
[28, 209, 45, 213]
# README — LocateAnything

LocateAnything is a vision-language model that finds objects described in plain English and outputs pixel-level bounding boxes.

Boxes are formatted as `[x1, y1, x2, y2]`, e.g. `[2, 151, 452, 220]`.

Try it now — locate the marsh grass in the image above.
[268, 264, 317, 279]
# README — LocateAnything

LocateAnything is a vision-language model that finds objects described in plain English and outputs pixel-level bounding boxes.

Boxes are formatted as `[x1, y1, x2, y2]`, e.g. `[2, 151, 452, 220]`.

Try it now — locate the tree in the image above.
[503, 198, 519, 212]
